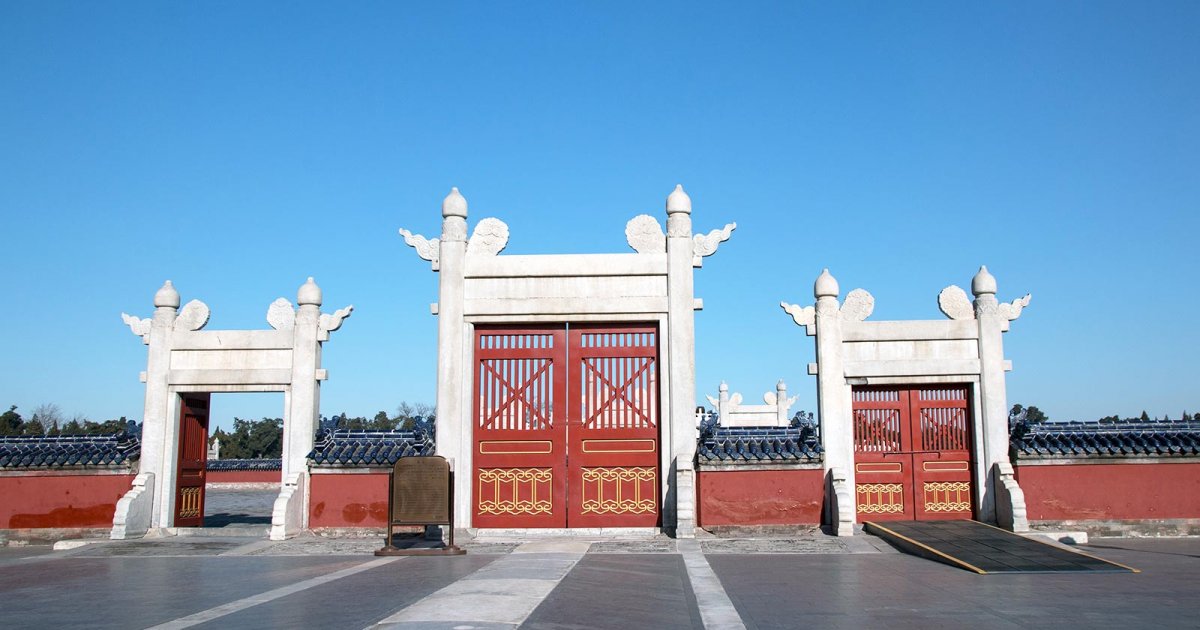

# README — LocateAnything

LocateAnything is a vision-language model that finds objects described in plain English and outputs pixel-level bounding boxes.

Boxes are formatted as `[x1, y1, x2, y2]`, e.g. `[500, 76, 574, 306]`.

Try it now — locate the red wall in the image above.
[207, 470, 280, 484]
[1016, 462, 1200, 521]
[698, 469, 824, 526]
[309, 472, 389, 528]
[0, 474, 136, 529]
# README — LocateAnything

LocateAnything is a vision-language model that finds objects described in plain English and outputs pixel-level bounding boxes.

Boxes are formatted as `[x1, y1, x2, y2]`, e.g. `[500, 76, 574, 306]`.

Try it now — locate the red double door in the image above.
[175, 394, 210, 527]
[852, 386, 974, 521]
[473, 324, 660, 528]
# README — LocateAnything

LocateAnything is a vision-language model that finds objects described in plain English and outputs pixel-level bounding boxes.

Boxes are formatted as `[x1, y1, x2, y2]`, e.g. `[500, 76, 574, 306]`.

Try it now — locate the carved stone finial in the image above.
[839, 288, 874, 322]
[318, 305, 354, 338]
[814, 269, 839, 299]
[972, 265, 997, 297]
[625, 215, 666, 253]
[692, 223, 736, 262]
[298, 277, 322, 306]
[666, 184, 691, 214]
[719, 381, 728, 393]
[442, 187, 467, 218]
[780, 301, 815, 328]
[398, 228, 440, 269]
[267, 298, 295, 330]
[467, 218, 509, 256]
[154, 280, 180, 309]
[121, 313, 152, 341]
[997, 294, 1032, 322]
[938, 285, 975, 320]
[175, 299, 210, 331]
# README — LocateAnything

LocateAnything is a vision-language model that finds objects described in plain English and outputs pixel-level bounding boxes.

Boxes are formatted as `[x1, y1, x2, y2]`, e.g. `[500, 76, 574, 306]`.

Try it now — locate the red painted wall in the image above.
[0, 474, 136, 529]
[1016, 462, 1200, 521]
[309, 472, 389, 528]
[698, 469, 824, 526]
[206, 470, 280, 484]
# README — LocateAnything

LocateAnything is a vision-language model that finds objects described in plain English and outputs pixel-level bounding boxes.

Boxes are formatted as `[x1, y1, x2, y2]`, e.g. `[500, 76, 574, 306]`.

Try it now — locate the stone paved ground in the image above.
[1, 535, 1196, 629]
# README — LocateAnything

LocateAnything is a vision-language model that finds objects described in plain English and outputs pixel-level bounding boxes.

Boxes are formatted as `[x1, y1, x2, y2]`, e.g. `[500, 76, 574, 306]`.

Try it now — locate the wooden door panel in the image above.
[567, 325, 660, 528]
[912, 387, 973, 520]
[472, 327, 567, 528]
[174, 394, 210, 527]
[853, 386, 973, 522]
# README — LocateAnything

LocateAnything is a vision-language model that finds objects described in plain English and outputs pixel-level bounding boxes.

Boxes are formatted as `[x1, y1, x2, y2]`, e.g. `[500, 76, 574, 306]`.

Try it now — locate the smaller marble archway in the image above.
[111, 278, 351, 539]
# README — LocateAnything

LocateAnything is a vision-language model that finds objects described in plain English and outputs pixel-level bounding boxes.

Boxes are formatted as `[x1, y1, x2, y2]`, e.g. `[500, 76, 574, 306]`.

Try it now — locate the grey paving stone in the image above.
[588, 539, 677, 553]
[523, 554, 703, 630]
[701, 537, 848, 554]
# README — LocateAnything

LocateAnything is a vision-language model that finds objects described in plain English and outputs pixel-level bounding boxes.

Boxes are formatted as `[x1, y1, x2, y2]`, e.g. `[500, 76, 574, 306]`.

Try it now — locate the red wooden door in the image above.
[567, 325, 660, 528]
[472, 324, 661, 528]
[852, 388, 914, 520]
[174, 394, 210, 527]
[911, 386, 973, 520]
[473, 327, 568, 528]
[853, 386, 973, 522]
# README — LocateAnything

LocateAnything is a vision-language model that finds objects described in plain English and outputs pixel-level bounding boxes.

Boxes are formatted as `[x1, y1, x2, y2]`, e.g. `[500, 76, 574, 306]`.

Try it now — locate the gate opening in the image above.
[852, 385, 974, 521]
[472, 323, 660, 528]
[173, 392, 283, 529]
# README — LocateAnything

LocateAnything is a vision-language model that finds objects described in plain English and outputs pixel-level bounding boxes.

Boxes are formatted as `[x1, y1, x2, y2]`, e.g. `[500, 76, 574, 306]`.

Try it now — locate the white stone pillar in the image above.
[665, 185, 697, 537]
[775, 379, 789, 425]
[284, 277, 322, 481]
[434, 188, 470, 527]
[141, 281, 179, 529]
[972, 266, 1010, 524]
[813, 269, 855, 535]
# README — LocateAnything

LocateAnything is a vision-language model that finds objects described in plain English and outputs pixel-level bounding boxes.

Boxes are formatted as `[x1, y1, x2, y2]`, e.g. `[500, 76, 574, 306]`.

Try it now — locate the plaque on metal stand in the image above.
[375, 455, 466, 556]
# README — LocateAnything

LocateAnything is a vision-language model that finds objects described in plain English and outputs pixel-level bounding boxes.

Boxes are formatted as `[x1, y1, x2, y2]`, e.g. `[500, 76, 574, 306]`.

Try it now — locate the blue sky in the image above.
[2, 2, 1196, 431]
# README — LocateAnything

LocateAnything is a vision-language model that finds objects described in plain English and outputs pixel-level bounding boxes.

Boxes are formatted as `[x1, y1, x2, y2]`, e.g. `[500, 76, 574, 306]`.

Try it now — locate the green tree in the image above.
[22, 418, 45, 436]
[0, 405, 24, 435]
[221, 417, 283, 459]
[1140, 410, 1150, 422]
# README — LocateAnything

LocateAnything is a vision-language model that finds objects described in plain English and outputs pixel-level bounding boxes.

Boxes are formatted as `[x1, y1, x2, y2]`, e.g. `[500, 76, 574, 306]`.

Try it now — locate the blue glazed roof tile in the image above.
[0, 433, 140, 469]
[697, 422, 822, 464]
[306, 428, 436, 467]
[1011, 420, 1200, 459]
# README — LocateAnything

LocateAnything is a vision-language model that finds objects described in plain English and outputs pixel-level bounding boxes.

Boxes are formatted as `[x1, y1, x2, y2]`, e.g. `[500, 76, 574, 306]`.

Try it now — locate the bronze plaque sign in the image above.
[391, 456, 450, 524]
[376, 455, 464, 556]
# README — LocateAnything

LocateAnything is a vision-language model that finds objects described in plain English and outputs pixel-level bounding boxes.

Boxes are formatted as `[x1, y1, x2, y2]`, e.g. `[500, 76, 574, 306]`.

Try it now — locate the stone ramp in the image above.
[864, 519, 1139, 574]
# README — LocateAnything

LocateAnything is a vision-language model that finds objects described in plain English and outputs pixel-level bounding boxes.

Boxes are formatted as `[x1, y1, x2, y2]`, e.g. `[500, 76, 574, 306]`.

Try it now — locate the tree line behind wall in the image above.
[0, 404, 137, 436]
[1010, 404, 1200, 424]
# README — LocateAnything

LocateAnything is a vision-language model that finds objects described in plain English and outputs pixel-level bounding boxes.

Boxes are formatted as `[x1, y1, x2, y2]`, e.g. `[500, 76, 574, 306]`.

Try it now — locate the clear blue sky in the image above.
[2, 2, 1196, 431]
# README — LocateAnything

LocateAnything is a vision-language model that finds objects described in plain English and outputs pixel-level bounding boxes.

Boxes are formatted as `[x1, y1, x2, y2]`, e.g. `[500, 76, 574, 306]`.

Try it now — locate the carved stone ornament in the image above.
[625, 215, 665, 254]
[938, 285, 975, 320]
[666, 213, 691, 238]
[704, 394, 720, 408]
[266, 298, 295, 330]
[763, 390, 798, 408]
[998, 294, 1032, 321]
[319, 305, 354, 335]
[442, 216, 468, 242]
[467, 218, 509, 256]
[175, 300, 210, 331]
[692, 223, 736, 258]
[121, 313, 152, 342]
[399, 228, 440, 269]
[780, 302, 815, 327]
[839, 288, 874, 322]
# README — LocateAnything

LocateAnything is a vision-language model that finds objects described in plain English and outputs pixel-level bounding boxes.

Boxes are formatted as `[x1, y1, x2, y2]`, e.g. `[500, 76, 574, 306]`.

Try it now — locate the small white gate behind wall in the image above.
[112, 277, 351, 540]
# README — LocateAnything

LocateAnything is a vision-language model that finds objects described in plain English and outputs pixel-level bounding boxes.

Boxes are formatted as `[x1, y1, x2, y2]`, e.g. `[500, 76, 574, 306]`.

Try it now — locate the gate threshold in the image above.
[864, 520, 1138, 574]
